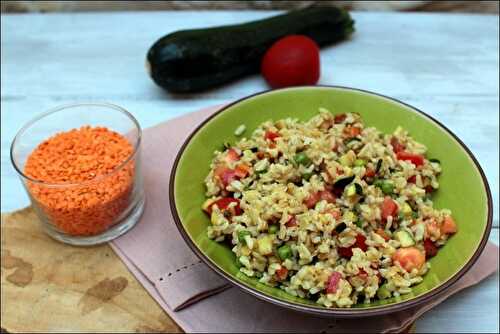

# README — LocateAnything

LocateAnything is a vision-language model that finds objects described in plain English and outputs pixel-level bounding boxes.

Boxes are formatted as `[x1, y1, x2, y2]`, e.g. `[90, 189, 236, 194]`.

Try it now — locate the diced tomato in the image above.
[304, 192, 321, 209]
[205, 197, 242, 216]
[390, 137, 405, 153]
[326, 271, 342, 294]
[381, 197, 398, 221]
[334, 113, 347, 124]
[396, 151, 424, 167]
[234, 163, 251, 178]
[441, 216, 457, 235]
[325, 209, 341, 220]
[358, 268, 369, 281]
[285, 215, 297, 227]
[338, 234, 367, 259]
[365, 168, 376, 178]
[345, 126, 361, 137]
[425, 185, 434, 193]
[224, 148, 240, 163]
[319, 190, 336, 204]
[265, 130, 280, 142]
[275, 267, 288, 281]
[407, 175, 417, 184]
[355, 234, 368, 251]
[376, 228, 391, 241]
[214, 166, 239, 188]
[423, 239, 439, 259]
[393, 247, 425, 272]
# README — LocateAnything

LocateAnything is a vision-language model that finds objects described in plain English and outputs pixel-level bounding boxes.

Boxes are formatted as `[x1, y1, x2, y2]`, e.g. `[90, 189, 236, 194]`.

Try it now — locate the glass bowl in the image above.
[10, 103, 145, 246]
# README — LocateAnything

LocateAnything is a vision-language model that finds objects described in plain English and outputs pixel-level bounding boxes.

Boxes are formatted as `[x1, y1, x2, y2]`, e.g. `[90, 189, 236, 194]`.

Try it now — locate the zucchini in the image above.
[394, 230, 415, 247]
[147, 7, 355, 92]
[333, 175, 355, 189]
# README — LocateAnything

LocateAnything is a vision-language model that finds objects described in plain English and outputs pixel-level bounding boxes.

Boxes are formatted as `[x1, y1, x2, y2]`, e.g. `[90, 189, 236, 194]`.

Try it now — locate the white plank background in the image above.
[1, 11, 498, 333]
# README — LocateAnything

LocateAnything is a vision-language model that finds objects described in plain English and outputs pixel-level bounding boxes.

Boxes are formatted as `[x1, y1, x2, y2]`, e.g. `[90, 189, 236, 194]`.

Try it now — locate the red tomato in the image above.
[390, 137, 405, 153]
[285, 215, 297, 227]
[425, 185, 434, 193]
[206, 197, 242, 216]
[396, 151, 424, 167]
[441, 216, 457, 234]
[392, 247, 425, 272]
[261, 35, 320, 88]
[304, 192, 321, 209]
[224, 148, 240, 163]
[326, 271, 342, 294]
[345, 126, 361, 137]
[234, 164, 251, 178]
[275, 267, 288, 281]
[334, 113, 347, 124]
[338, 234, 367, 259]
[381, 197, 398, 221]
[407, 175, 417, 184]
[319, 190, 336, 204]
[264, 130, 281, 142]
[365, 168, 376, 178]
[214, 166, 238, 188]
[423, 239, 438, 259]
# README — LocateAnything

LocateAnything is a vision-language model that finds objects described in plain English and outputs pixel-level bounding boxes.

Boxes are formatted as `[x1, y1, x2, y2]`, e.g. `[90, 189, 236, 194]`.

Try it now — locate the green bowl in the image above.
[170, 86, 492, 317]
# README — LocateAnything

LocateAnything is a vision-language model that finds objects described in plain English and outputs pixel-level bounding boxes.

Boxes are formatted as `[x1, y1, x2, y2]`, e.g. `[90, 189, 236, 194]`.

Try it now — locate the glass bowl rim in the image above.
[10, 102, 142, 188]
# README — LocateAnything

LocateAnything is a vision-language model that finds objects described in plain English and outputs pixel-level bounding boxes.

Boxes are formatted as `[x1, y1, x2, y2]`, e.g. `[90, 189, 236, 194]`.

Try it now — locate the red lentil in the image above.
[24, 126, 135, 236]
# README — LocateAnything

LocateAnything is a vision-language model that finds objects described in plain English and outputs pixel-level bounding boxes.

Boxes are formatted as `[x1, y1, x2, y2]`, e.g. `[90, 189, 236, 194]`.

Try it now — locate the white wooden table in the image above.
[1, 10, 498, 333]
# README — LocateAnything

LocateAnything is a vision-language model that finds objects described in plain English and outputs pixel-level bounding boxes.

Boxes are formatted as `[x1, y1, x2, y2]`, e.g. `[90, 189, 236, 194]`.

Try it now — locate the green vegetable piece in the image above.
[268, 224, 279, 234]
[394, 229, 415, 247]
[278, 244, 292, 260]
[377, 284, 391, 300]
[354, 159, 366, 167]
[294, 152, 312, 166]
[257, 168, 268, 174]
[412, 211, 419, 219]
[234, 124, 246, 136]
[302, 171, 313, 181]
[354, 183, 363, 195]
[333, 175, 355, 189]
[375, 159, 383, 173]
[373, 179, 384, 187]
[346, 184, 357, 197]
[429, 158, 440, 164]
[238, 230, 251, 244]
[355, 220, 364, 228]
[381, 181, 394, 194]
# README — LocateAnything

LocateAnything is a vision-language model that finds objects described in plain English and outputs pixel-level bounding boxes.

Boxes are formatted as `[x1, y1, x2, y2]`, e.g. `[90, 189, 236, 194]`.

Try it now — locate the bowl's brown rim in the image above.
[169, 85, 493, 317]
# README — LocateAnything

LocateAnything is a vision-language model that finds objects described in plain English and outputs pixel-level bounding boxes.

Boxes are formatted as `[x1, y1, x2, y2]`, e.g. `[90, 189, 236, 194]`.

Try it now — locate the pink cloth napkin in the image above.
[110, 105, 498, 333]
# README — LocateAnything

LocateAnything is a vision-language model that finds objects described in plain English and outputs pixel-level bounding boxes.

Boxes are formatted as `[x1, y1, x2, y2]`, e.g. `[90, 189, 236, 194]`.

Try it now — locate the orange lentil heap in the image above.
[24, 126, 135, 236]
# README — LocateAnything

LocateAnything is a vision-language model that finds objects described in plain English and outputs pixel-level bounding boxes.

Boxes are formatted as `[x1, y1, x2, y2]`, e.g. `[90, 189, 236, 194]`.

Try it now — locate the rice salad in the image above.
[202, 109, 457, 308]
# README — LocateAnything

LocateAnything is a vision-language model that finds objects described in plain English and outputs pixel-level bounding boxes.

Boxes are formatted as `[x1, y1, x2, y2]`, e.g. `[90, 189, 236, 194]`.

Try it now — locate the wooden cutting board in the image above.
[1, 207, 415, 333]
[1, 207, 181, 333]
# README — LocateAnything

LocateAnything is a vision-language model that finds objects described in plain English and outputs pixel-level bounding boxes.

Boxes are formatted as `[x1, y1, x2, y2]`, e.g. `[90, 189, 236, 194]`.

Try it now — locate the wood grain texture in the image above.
[0, 207, 181, 333]
[0, 206, 497, 333]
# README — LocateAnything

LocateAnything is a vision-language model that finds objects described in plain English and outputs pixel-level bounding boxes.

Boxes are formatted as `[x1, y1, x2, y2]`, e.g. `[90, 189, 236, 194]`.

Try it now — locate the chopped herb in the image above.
[238, 230, 251, 244]
[302, 171, 313, 181]
[429, 158, 440, 164]
[375, 159, 383, 173]
[293, 152, 312, 166]
[335, 222, 347, 233]
[355, 220, 364, 228]
[412, 211, 419, 219]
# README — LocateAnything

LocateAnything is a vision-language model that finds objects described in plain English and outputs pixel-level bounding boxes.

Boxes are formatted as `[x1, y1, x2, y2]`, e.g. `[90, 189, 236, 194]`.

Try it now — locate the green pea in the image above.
[302, 171, 313, 181]
[373, 179, 384, 188]
[377, 284, 391, 300]
[354, 159, 366, 167]
[293, 152, 311, 166]
[238, 230, 251, 244]
[268, 224, 279, 234]
[278, 244, 292, 260]
[381, 181, 394, 195]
